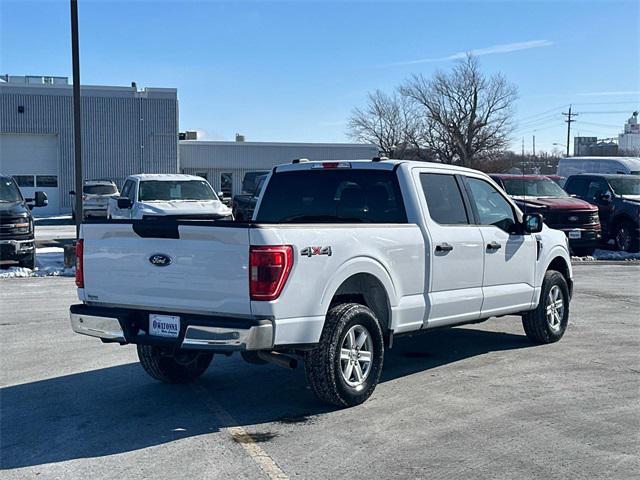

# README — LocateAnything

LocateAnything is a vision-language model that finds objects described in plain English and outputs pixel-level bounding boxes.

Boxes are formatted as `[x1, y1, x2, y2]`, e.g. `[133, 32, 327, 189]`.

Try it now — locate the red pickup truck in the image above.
[491, 174, 600, 256]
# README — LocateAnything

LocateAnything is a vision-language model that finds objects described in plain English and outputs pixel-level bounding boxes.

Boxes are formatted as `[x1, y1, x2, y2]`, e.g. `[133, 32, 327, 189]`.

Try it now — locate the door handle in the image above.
[435, 242, 454, 252]
[487, 241, 502, 251]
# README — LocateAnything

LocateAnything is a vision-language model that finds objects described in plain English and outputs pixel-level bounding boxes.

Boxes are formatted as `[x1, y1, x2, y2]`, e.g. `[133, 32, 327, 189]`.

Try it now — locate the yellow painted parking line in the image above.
[193, 385, 289, 480]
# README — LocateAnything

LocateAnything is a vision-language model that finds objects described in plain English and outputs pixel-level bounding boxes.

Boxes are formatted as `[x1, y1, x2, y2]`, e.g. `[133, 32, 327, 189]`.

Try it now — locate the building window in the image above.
[36, 175, 58, 188]
[221, 173, 233, 197]
[13, 175, 35, 187]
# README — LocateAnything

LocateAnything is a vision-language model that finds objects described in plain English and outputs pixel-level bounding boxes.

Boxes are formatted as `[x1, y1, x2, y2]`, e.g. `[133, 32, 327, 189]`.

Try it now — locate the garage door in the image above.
[0, 134, 60, 215]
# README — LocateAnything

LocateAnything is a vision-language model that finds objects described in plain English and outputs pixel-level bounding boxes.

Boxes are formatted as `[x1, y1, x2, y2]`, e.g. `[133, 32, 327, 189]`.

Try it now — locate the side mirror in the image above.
[69, 190, 76, 196]
[217, 191, 225, 198]
[35, 191, 48, 208]
[523, 213, 543, 234]
[598, 192, 612, 203]
[117, 197, 132, 209]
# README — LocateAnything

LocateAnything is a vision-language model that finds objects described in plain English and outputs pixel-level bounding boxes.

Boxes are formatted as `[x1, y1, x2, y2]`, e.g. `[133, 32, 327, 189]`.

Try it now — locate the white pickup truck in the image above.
[71, 159, 573, 407]
[107, 174, 232, 220]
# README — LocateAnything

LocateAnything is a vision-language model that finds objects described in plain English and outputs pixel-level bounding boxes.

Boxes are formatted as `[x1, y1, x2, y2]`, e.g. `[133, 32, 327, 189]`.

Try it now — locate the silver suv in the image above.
[71, 180, 119, 219]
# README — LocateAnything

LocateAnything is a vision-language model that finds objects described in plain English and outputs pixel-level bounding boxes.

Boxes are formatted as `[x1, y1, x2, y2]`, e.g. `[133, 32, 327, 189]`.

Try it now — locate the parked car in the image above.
[107, 174, 232, 220]
[241, 170, 269, 194]
[490, 174, 600, 256]
[71, 159, 573, 407]
[556, 156, 640, 178]
[232, 174, 267, 221]
[70, 180, 119, 219]
[0, 175, 48, 269]
[564, 174, 640, 252]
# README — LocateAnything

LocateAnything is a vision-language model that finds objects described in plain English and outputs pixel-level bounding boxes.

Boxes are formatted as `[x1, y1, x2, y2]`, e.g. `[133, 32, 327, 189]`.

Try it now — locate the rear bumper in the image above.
[69, 304, 274, 351]
[82, 207, 108, 218]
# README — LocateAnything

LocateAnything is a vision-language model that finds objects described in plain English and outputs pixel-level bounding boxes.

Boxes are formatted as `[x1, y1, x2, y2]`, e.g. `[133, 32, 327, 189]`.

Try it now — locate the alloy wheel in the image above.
[545, 285, 565, 332]
[340, 324, 373, 389]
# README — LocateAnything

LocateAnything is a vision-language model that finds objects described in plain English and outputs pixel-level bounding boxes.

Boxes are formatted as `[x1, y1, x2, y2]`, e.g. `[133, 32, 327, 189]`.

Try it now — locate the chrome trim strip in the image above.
[70, 312, 126, 341]
[182, 323, 273, 351]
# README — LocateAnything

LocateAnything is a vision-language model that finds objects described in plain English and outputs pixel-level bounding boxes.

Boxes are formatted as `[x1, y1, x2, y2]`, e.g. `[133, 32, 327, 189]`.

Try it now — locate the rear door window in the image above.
[255, 169, 407, 223]
[420, 173, 469, 225]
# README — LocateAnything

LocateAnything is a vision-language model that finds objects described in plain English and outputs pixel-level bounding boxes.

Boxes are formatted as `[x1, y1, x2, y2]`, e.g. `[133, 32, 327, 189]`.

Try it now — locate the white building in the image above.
[179, 140, 378, 196]
[0, 75, 178, 215]
[618, 111, 640, 155]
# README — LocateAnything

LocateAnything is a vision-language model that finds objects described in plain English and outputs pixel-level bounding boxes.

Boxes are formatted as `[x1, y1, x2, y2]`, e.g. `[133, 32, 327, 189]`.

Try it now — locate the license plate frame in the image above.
[149, 314, 181, 338]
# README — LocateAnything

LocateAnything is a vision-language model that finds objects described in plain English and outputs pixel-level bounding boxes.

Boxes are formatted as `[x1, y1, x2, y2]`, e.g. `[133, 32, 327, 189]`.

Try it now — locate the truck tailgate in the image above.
[81, 222, 251, 316]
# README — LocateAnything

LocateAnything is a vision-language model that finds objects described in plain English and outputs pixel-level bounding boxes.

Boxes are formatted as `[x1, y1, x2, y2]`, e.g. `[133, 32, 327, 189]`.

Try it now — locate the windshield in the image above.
[502, 178, 568, 197]
[83, 184, 117, 195]
[609, 177, 640, 196]
[138, 180, 217, 201]
[0, 177, 23, 202]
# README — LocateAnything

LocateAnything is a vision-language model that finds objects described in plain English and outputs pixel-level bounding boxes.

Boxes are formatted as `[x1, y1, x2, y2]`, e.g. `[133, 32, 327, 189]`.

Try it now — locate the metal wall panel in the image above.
[179, 142, 378, 195]
[0, 87, 178, 211]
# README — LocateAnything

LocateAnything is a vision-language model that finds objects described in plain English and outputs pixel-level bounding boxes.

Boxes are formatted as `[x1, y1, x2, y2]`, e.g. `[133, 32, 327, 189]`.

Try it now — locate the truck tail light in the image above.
[75, 239, 84, 288]
[249, 245, 293, 301]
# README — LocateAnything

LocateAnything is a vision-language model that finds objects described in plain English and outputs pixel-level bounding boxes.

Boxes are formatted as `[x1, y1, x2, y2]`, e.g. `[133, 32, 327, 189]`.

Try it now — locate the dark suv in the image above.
[564, 174, 640, 252]
[491, 174, 601, 256]
[0, 175, 48, 268]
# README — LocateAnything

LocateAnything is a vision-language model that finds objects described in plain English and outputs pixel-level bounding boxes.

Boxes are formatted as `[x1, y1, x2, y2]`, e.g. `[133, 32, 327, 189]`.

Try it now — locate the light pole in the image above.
[70, 0, 83, 239]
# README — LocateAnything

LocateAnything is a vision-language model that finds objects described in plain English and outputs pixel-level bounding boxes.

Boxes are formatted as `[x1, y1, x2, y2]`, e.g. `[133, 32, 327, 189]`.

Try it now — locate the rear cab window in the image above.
[255, 169, 407, 223]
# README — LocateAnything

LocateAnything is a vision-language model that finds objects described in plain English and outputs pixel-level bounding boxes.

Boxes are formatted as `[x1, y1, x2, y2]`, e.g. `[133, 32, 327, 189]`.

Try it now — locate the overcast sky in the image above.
[2, 0, 639, 153]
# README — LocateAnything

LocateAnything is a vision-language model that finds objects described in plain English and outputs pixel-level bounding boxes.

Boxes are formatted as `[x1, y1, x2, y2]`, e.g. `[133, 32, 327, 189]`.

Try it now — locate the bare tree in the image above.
[347, 90, 422, 158]
[401, 55, 517, 167]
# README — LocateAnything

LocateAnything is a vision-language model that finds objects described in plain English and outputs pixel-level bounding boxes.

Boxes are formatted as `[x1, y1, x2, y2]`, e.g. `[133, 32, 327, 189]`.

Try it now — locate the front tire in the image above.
[522, 270, 570, 344]
[19, 252, 36, 270]
[137, 345, 213, 383]
[614, 220, 639, 253]
[304, 303, 384, 407]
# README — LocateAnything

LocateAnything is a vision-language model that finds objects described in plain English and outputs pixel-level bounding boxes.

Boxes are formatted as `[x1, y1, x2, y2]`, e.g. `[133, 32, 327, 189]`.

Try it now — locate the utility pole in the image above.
[532, 135, 536, 157]
[521, 137, 525, 157]
[562, 105, 578, 157]
[70, 0, 83, 239]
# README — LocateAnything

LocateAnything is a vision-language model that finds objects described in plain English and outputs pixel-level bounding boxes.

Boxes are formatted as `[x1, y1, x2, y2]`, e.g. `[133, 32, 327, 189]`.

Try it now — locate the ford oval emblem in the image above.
[568, 215, 579, 222]
[149, 254, 172, 267]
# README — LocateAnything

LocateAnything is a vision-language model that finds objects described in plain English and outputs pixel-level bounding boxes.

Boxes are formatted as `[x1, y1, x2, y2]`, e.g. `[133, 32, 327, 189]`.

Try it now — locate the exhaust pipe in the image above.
[257, 351, 298, 369]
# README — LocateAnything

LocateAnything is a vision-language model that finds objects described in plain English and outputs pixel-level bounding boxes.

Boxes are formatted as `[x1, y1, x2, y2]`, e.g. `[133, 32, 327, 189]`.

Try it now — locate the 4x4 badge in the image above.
[301, 246, 332, 257]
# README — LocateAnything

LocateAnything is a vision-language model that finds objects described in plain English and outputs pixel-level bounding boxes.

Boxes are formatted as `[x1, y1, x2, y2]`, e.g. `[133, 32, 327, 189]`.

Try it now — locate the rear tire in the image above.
[304, 303, 384, 407]
[137, 345, 213, 383]
[522, 270, 569, 344]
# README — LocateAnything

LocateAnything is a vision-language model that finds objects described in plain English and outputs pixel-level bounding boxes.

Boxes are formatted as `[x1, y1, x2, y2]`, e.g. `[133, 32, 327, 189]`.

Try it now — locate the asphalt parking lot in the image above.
[1, 265, 639, 479]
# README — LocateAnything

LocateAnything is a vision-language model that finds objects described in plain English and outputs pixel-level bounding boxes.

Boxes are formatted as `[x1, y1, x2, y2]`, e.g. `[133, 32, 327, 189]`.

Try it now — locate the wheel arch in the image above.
[545, 253, 573, 298]
[321, 258, 397, 334]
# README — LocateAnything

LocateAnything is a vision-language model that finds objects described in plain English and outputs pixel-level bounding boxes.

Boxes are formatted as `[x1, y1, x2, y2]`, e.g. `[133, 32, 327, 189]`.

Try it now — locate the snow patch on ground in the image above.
[572, 249, 640, 262]
[0, 247, 75, 278]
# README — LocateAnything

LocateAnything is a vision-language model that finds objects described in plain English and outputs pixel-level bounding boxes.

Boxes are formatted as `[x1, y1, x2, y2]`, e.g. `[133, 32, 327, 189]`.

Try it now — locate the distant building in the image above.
[619, 111, 640, 155]
[179, 139, 378, 196]
[573, 136, 619, 157]
[574, 136, 598, 156]
[0, 74, 179, 215]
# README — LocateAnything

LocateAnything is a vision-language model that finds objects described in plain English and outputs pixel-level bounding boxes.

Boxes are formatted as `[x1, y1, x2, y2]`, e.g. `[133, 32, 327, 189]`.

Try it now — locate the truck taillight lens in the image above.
[75, 239, 84, 288]
[249, 245, 293, 301]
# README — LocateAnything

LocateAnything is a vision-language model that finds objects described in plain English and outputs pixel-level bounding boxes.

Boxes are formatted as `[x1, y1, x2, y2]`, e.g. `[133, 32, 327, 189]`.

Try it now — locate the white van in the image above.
[556, 156, 640, 177]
